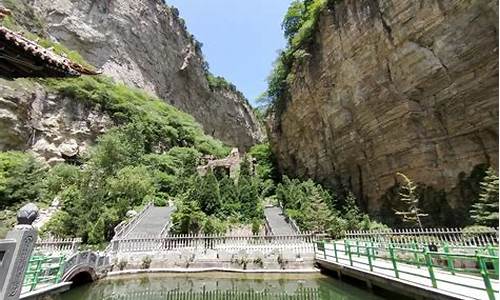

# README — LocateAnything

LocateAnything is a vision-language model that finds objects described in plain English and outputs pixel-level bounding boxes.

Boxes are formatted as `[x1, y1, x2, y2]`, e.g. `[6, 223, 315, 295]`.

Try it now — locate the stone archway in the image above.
[61, 265, 97, 286]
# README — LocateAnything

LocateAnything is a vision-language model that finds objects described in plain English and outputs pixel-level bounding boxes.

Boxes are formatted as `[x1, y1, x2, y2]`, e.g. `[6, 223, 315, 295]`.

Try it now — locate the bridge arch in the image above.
[61, 265, 97, 286]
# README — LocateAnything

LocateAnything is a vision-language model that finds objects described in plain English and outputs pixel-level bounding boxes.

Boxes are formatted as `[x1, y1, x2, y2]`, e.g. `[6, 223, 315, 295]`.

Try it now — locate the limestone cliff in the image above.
[269, 0, 498, 226]
[0, 78, 112, 163]
[4, 0, 263, 150]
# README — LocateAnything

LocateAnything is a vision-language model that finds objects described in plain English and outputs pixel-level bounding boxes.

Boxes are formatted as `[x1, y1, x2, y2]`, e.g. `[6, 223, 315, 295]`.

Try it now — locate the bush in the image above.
[0, 152, 46, 208]
[141, 256, 152, 269]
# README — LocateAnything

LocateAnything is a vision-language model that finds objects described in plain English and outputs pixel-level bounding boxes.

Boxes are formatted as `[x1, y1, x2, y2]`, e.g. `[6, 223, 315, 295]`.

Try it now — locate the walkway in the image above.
[264, 206, 296, 236]
[122, 206, 174, 238]
[316, 241, 499, 300]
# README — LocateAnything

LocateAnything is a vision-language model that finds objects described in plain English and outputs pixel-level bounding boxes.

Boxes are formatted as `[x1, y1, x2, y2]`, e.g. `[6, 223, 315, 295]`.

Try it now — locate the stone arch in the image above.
[61, 265, 97, 286]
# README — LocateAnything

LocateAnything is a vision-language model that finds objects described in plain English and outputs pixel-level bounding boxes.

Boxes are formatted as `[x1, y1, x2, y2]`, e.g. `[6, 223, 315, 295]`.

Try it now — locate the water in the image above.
[49, 273, 383, 300]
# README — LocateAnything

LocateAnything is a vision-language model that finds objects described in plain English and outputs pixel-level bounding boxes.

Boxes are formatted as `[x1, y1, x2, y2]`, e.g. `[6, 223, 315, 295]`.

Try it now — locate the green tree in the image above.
[470, 167, 499, 227]
[303, 189, 333, 232]
[342, 192, 362, 230]
[170, 198, 206, 234]
[189, 171, 221, 216]
[394, 172, 428, 229]
[282, 0, 305, 42]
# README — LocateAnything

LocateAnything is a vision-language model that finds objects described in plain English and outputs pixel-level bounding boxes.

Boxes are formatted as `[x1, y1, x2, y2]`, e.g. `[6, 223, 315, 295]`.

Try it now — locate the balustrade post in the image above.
[424, 249, 437, 288]
[389, 245, 399, 278]
[487, 245, 499, 277]
[477, 254, 495, 300]
[333, 242, 338, 262]
[346, 241, 353, 266]
[0, 203, 39, 300]
[366, 242, 373, 271]
[443, 244, 455, 275]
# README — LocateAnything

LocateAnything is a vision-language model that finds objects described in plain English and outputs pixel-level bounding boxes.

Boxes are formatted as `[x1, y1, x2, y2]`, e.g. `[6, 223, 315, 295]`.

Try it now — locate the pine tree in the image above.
[342, 192, 362, 230]
[303, 189, 333, 232]
[470, 167, 499, 227]
[197, 171, 221, 215]
[394, 172, 428, 229]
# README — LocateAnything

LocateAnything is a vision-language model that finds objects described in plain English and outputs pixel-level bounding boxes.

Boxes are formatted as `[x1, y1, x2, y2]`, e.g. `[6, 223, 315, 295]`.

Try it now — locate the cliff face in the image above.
[0, 78, 112, 162]
[24, 0, 263, 150]
[269, 0, 498, 225]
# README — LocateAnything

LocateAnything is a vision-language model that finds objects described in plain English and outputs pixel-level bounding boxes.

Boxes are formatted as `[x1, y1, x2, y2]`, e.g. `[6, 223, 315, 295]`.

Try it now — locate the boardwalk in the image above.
[316, 241, 499, 300]
[264, 206, 296, 235]
[122, 206, 174, 238]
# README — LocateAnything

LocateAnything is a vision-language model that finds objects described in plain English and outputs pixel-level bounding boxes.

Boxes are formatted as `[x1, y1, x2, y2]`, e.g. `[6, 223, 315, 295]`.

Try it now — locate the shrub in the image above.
[0, 151, 46, 208]
[141, 256, 152, 269]
[118, 259, 128, 271]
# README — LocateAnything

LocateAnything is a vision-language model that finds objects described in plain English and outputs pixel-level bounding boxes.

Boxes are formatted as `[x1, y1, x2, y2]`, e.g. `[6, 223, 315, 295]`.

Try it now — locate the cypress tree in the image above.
[470, 167, 499, 227]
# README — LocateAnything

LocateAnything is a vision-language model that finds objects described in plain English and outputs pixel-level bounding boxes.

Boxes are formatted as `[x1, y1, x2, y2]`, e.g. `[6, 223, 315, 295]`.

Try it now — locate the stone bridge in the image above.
[59, 251, 109, 285]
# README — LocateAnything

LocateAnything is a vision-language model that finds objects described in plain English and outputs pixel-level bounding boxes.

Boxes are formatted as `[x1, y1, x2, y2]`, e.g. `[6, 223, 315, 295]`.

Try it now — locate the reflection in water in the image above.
[51, 273, 384, 300]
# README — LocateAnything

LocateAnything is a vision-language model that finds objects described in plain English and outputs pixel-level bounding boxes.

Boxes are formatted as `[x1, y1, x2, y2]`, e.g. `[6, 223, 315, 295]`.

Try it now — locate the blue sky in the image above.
[167, 0, 291, 107]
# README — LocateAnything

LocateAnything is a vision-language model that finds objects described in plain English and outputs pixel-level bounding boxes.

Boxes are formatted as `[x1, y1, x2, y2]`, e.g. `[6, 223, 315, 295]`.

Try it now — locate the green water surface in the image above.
[50, 273, 385, 300]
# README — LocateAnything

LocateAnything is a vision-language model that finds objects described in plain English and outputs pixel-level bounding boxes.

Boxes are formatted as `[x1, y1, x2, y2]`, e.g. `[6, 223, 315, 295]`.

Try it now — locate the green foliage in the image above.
[141, 256, 152, 269]
[470, 167, 499, 227]
[42, 76, 229, 157]
[249, 143, 278, 182]
[170, 198, 206, 234]
[277, 176, 384, 236]
[0, 152, 46, 209]
[265, 0, 330, 115]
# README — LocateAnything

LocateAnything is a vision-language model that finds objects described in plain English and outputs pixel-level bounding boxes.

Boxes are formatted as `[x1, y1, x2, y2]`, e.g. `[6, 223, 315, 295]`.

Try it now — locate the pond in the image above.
[49, 272, 385, 300]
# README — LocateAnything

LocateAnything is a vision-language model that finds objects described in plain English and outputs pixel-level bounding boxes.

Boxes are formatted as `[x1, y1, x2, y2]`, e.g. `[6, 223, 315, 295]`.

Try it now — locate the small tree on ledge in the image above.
[394, 172, 428, 229]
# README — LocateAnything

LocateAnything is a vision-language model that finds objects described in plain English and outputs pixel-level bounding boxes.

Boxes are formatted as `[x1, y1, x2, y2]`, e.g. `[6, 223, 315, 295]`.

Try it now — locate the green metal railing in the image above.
[22, 254, 65, 292]
[315, 240, 499, 300]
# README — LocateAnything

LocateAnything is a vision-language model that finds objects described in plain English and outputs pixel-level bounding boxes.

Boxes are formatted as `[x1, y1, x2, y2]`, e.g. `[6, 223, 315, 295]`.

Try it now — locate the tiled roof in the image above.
[0, 8, 99, 78]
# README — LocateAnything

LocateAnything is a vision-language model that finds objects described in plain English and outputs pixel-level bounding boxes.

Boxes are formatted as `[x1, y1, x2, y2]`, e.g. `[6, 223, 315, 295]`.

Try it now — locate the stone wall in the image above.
[269, 0, 499, 226]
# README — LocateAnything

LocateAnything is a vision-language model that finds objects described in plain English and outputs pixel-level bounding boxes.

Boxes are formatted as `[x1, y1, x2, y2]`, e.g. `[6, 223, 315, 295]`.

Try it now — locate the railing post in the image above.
[366, 242, 373, 271]
[55, 256, 65, 283]
[412, 242, 420, 268]
[487, 245, 499, 277]
[389, 245, 399, 278]
[371, 240, 376, 261]
[424, 249, 437, 288]
[477, 254, 495, 300]
[356, 240, 360, 257]
[333, 242, 338, 262]
[30, 258, 42, 291]
[346, 241, 353, 266]
[443, 243, 455, 275]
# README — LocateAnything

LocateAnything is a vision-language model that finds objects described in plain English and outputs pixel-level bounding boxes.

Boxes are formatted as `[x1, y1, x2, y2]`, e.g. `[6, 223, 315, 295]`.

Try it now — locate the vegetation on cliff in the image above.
[261, 0, 335, 115]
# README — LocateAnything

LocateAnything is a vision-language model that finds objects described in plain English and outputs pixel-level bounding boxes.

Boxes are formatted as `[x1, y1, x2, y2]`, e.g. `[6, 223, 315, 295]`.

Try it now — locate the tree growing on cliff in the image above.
[394, 172, 428, 229]
[470, 167, 499, 227]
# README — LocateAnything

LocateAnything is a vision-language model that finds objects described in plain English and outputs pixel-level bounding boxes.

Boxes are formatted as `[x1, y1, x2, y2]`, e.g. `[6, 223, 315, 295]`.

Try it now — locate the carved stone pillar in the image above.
[0, 203, 39, 300]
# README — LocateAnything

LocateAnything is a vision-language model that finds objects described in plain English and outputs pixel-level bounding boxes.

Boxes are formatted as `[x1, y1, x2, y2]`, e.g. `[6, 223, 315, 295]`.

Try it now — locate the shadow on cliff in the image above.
[374, 164, 489, 228]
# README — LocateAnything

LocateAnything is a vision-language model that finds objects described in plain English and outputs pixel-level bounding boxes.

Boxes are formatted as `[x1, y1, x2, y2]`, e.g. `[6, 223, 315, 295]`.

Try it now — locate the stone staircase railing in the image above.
[113, 202, 154, 239]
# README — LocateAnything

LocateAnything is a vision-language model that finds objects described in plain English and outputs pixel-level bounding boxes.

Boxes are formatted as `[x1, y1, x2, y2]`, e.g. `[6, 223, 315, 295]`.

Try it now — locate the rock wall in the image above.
[17, 0, 263, 150]
[269, 0, 498, 225]
[0, 78, 112, 163]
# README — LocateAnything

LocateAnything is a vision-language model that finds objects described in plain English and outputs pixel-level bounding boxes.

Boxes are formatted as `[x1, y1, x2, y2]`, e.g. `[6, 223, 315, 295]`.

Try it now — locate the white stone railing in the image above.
[113, 202, 154, 239]
[345, 227, 499, 247]
[34, 237, 82, 254]
[109, 233, 327, 254]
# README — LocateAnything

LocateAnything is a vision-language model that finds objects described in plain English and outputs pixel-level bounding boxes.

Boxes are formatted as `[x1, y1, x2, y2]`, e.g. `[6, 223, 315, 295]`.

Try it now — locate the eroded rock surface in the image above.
[269, 0, 498, 225]
[0, 78, 113, 163]
[28, 0, 263, 149]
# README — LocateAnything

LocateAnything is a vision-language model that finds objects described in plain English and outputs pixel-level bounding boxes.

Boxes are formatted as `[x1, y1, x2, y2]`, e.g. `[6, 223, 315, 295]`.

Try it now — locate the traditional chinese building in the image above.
[0, 6, 99, 78]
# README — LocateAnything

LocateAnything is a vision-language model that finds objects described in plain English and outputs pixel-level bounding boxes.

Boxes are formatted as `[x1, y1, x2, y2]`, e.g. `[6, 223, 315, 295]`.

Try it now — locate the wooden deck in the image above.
[316, 241, 499, 300]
